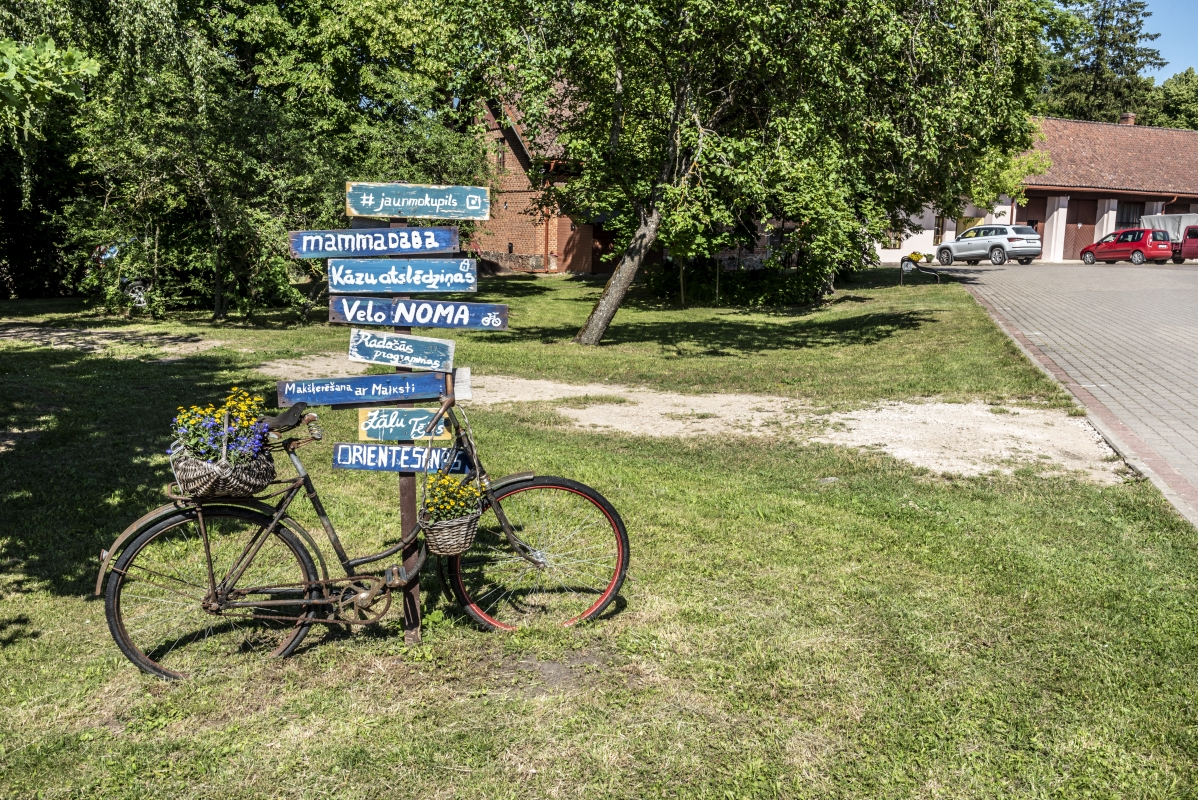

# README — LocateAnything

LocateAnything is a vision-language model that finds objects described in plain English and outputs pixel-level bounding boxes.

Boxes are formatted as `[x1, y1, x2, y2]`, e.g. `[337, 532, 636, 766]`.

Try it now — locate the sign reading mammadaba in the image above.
[328, 258, 476, 293]
[288, 228, 458, 259]
[345, 182, 490, 221]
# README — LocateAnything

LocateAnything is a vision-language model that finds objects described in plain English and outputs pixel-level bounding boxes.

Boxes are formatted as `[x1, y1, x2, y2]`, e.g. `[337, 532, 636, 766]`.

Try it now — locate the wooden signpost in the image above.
[347, 329, 455, 372]
[276, 182, 499, 644]
[329, 297, 507, 329]
[358, 408, 452, 442]
[328, 258, 477, 293]
[345, 182, 490, 220]
[288, 227, 459, 258]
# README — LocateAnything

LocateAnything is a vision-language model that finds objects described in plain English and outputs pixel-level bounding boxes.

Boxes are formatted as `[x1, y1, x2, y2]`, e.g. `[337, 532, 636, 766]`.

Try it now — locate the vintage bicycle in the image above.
[97, 385, 629, 680]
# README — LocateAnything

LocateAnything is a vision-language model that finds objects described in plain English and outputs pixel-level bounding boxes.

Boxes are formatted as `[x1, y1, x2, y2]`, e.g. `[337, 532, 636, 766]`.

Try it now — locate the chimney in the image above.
[1119, 112, 1136, 126]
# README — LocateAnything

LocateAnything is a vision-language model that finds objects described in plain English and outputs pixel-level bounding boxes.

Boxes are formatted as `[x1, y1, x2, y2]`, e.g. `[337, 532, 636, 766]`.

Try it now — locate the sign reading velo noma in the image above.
[345, 182, 490, 221]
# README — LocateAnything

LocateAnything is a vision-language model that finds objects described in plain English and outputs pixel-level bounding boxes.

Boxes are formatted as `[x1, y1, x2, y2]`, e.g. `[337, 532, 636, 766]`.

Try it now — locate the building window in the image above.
[497, 145, 505, 172]
[883, 230, 903, 250]
[933, 216, 945, 246]
[1116, 202, 1144, 228]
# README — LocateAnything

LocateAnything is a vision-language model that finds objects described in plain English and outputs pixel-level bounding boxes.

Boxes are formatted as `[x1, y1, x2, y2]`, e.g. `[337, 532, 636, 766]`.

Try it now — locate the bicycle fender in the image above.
[93, 498, 329, 596]
[488, 471, 536, 494]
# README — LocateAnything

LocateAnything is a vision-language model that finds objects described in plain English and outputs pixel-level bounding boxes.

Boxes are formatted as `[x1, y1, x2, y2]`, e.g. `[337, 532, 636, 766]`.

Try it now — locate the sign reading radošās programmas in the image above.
[347, 329, 455, 372]
[345, 182, 490, 221]
[288, 228, 459, 259]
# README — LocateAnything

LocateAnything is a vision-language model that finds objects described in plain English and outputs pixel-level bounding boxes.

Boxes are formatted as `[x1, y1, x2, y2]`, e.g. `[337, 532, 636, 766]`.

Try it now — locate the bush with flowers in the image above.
[423, 473, 482, 523]
[171, 388, 269, 464]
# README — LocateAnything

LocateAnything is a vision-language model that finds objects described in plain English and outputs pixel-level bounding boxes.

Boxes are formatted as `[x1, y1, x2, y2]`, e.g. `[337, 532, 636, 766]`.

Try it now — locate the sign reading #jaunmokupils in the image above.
[328, 259, 476, 294]
[347, 329, 455, 372]
[345, 182, 490, 221]
[333, 443, 468, 473]
[288, 228, 458, 259]
[358, 408, 451, 442]
[329, 296, 507, 330]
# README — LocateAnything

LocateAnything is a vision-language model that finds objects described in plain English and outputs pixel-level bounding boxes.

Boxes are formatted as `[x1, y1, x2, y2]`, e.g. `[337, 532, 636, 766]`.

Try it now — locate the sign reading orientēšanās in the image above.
[328, 258, 476, 294]
[347, 329, 455, 372]
[332, 442, 469, 473]
[288, 227, 459, 259]
[329, 296, 507, 330]
[358, 408, 452, 442]
[345, 182, 490, 221]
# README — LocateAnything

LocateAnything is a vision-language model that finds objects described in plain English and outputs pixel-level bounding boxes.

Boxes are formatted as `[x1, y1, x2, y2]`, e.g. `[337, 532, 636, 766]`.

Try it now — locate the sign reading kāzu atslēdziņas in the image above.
[328, 258, 476, 294]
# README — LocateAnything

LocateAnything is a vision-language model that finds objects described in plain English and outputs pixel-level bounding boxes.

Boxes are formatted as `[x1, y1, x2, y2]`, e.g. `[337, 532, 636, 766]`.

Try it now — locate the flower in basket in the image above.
[424, 473, 482, 523]
[171, 388, 269, 464]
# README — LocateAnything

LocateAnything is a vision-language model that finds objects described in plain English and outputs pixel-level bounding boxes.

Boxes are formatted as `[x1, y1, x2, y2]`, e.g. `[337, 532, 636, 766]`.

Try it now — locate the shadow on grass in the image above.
[0, 345, 277, 596]
[479, 309, 937, 352]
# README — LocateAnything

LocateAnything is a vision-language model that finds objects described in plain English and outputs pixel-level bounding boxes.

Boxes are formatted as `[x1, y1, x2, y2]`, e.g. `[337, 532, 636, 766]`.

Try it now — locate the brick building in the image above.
[471, 103, 601, 273]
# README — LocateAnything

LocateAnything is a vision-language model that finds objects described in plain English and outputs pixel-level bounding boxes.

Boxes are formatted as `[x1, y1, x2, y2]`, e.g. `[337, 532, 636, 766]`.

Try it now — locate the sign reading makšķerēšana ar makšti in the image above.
[345, 182, 490, 221]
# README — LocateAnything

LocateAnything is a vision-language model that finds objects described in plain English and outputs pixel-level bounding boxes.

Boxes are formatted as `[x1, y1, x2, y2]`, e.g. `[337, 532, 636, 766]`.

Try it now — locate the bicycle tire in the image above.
[448, 476, 629, 631]
[105, 508, 319, 679]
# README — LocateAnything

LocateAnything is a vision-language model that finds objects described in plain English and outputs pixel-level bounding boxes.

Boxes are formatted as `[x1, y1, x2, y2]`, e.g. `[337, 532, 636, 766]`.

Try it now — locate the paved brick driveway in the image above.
[946, 261, 1198, 524]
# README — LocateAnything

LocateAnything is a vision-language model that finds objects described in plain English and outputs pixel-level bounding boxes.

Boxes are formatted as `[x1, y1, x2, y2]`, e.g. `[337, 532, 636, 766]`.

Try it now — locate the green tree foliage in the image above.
[0, 35, 97, 142]
[455, 0, 1045, 343]
[1147, 68, 1198, 130]
[2, 0, 487, 309]
[1039, 0, 1165, 122]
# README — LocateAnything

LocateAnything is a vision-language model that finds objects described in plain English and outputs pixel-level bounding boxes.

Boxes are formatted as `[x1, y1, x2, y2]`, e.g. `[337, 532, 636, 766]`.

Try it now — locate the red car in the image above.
[1081, 227, 1175, 265]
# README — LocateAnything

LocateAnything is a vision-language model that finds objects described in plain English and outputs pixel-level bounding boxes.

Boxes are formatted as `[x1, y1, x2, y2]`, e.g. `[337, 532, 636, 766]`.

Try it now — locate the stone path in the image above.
[948, 261, 1198, 523]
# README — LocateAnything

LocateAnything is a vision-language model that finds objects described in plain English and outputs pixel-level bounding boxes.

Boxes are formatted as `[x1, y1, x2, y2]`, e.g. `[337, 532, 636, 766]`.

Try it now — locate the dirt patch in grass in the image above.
[467, 375, 1124, 483]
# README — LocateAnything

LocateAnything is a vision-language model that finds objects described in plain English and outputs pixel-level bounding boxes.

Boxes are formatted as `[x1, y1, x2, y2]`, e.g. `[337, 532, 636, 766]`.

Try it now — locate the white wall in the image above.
[874, 199, 1016, 263]
[1042, 195, 1070, 262]
[1096, 199, 1119, 240]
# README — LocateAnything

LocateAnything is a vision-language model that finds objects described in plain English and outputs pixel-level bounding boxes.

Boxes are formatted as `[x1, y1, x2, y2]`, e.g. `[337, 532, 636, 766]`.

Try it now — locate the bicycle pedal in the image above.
[383, 565, 403, 588]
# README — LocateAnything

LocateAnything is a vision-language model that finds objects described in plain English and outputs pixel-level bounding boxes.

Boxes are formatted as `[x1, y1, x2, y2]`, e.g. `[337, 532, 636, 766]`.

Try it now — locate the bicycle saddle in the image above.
[260, 402, 308, 431]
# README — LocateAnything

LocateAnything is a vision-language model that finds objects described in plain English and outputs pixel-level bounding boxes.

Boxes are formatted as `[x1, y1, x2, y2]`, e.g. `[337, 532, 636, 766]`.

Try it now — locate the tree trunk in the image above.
[573, 207, 662, 345]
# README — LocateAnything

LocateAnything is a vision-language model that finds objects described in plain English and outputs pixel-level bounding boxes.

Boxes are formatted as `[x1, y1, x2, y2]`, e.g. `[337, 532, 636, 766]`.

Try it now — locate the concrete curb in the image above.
[961, 282, 1198, 529]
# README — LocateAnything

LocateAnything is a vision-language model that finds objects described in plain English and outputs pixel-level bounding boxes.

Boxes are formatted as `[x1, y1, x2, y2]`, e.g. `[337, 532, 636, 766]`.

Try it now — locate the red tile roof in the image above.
[1027, 117, 1198, 196]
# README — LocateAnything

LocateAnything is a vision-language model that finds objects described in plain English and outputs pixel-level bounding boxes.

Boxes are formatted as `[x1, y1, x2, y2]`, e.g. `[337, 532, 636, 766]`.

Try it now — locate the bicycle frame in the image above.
[97, 401, 548, 621]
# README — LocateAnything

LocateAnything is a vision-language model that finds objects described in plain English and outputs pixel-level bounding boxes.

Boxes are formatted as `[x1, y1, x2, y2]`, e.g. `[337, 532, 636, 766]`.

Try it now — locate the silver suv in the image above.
[936, 224, 1042, 266]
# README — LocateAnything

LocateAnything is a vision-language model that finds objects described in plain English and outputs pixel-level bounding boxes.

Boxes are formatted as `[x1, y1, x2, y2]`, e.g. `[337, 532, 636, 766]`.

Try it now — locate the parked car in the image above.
[1080, 228, 1175, 265]
[1173, 225, 1198, 264]
[936, 224, 1042, 266]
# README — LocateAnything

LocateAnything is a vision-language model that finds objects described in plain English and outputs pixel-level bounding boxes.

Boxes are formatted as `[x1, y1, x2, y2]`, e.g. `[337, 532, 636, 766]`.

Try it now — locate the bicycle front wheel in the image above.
[448, 477, 629, 630]
[105, 508, 319, 679]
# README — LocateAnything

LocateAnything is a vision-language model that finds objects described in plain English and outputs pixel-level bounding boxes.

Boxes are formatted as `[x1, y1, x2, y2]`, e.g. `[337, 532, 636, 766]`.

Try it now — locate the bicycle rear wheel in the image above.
[448, 477, 629, 630]
[105, 508, 318, 679]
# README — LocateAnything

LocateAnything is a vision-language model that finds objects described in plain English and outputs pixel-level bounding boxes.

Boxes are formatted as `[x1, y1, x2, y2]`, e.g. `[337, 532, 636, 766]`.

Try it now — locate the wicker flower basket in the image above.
[172, 450, 276, 498]
[419, 509, 482, 556]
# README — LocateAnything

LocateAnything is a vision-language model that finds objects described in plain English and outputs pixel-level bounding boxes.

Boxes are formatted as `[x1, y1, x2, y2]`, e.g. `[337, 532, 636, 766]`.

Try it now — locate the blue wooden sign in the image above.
[333, 443, 469, 473]
[358, 408, 451, 442]
[328, 259, 477, 294]
[329, 296, 508, 329]
[276, 373, 446, 408]
[345, 182, 490, 221]
[348, 329, 455, 372]
[288, 228, 459, 259]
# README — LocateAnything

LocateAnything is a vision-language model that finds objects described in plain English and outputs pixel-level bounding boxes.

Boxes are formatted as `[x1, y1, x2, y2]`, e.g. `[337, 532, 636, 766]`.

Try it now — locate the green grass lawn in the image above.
[0, 268, 1069, 406]
[2, 272, 1194, 797]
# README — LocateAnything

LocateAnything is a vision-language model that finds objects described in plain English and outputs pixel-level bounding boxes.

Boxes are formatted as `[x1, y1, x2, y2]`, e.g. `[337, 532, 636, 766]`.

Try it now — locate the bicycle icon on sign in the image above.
[480, 312, 503, 327]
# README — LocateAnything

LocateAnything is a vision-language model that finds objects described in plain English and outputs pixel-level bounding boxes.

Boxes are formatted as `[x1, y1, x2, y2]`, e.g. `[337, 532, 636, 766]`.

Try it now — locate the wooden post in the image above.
[390, 220, 422, 643]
